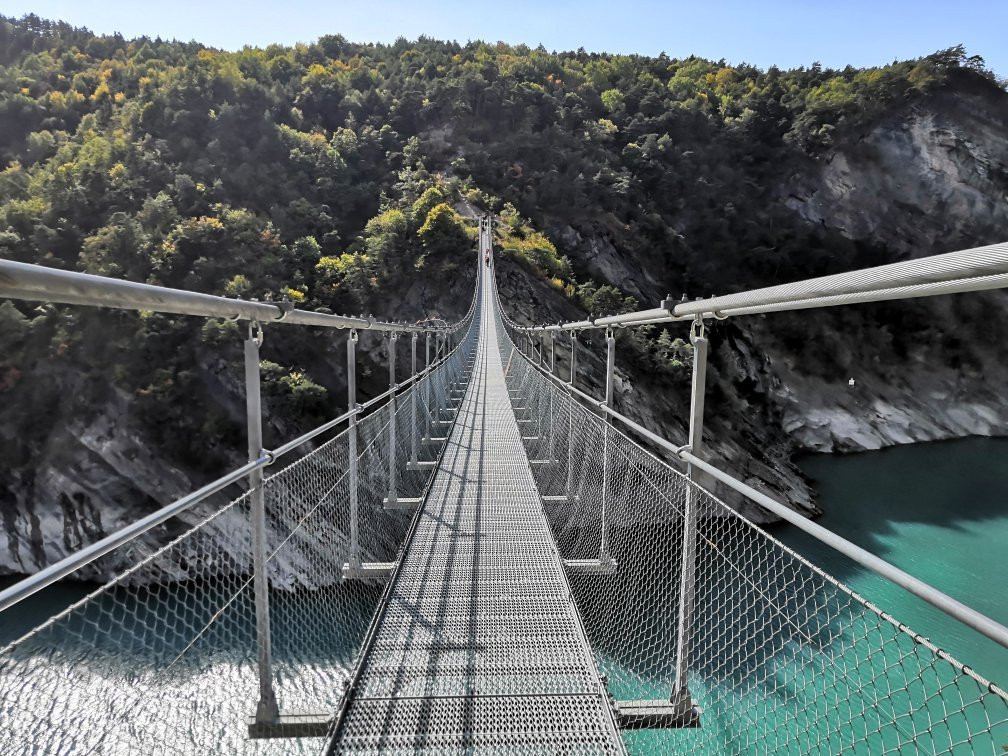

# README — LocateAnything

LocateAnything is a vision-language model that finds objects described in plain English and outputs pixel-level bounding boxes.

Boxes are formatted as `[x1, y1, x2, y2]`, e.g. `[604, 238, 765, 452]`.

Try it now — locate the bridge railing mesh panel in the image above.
[0, 319, 479, 755]
[494, 298, 1008, 755]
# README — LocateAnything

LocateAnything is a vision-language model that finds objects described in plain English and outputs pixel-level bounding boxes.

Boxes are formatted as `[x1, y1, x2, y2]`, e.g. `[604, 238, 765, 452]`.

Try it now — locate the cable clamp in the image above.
[273, 300, 294, 322]
[675, 444, 692, 457]
[690, 317, 705, 345]
[248, 320, 264, 347]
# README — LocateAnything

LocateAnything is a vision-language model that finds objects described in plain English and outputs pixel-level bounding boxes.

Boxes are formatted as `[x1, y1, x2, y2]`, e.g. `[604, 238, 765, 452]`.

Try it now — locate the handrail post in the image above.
[673, 317, 708, 707]
[535, 333, 545, 442]
[410, 333, 418, 466]
[600, 328, 615, 564]
[245, 321, 279, 724]
[386, 333, 398, 506]
[566, 332, 577, 500]
[547, 331, 555, 463]
[570, 332, 577, 388]
[424, 331, 431, 442]
[347, 329, 361, 569]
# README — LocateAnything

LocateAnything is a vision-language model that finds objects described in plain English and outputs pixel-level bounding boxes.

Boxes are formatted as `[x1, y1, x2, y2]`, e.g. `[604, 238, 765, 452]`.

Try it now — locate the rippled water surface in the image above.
[781, 436, 1008, 682]
[3, 437, 1007, 753]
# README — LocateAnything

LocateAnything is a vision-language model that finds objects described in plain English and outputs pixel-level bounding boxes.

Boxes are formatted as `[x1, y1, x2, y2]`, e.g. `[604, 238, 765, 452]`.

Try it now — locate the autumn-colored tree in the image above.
[416, 203, 468, 270]
[410, 185, 446, 226]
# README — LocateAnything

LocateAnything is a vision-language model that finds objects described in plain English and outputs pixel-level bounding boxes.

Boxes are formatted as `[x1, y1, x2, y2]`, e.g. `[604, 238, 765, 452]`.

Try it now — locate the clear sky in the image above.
[6, 0, 1008, 77]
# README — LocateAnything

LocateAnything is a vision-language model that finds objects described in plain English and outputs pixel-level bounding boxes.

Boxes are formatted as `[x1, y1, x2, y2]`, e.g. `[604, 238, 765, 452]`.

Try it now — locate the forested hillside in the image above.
[2, 14, 1008, 573]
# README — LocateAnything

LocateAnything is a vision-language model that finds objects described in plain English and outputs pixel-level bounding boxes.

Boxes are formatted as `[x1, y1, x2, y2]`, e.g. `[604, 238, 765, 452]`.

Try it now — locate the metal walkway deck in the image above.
[4, 231, 1008, 755]
[327, 276, 624, 753]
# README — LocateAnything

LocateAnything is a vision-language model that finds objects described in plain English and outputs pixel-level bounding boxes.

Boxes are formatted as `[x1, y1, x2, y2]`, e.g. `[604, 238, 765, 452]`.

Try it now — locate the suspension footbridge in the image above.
[0, 223, 1007, 754]
[329, 249, 625, 752]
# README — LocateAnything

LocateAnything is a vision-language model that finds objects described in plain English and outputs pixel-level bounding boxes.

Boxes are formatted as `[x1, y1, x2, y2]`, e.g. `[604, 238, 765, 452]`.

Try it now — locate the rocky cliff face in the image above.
[0, 273, 472, 579]
[0, 356, 245, 580]
[3, 85, 1007, 578]
[765, 86, 1008, 457]
[785, 88, 1008, 258]
[502, 83, 1008, 523]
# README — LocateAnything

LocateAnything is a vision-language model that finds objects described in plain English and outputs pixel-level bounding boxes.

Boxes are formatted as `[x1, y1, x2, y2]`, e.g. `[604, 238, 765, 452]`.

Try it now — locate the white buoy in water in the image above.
[848, 377, 856, 387]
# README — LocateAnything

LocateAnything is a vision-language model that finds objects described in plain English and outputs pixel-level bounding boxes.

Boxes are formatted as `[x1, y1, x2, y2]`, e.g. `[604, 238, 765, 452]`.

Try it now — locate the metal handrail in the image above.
[506, 338, 1008, 651]
[0, 259, 458, 333]
[674, 239, 1008, 317]
[509, 239, 1008, 331]
[0, 244, 482, 614]
[0, 456, 266, 613]
[0, 317, 475, 615]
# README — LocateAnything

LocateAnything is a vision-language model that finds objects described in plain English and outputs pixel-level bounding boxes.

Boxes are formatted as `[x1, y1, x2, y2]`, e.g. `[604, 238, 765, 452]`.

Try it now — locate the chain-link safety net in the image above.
[0, 309, 480, 754]
[318, 251, 629, 754]
[493, 278, 1008, 755]
[4, 229, 1008, 756]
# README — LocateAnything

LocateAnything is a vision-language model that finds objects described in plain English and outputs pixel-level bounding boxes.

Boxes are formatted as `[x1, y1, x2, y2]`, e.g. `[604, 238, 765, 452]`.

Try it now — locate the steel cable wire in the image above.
[490, 262, 1008, 755]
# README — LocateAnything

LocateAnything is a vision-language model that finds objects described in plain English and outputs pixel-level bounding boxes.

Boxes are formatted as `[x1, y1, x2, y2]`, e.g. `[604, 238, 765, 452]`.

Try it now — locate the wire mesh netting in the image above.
[322, 262, 627, 753]
[0, 315, 480, 755]
[4, 230, 1008, 755]
[494, 286, 1008, 754]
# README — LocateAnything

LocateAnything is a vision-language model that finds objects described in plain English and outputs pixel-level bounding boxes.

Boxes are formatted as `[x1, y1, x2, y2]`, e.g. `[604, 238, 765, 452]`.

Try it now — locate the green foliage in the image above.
[0, 13, 1002, 474]
[259, 358, 327, 413]
[577, 282, 638, 318]
[463, 186, 496, 210]
[24, 129, 59, 164]
[363, 208, 409, 277]
[416, 203, 467, 270]
[223, 274, 251, 297]
[316, 252, 374, 300]
[291, 235, 322, 261]
[655, 331, 693, 371]
[500, 230, 571, 280]
[600, 88, 624, 113]
[78, 218, 145, 277]
[411, 185, 446, 226]
[200, 317, 240, 345]
[0, 300, 30, 346]
[278, 370, 327, 412]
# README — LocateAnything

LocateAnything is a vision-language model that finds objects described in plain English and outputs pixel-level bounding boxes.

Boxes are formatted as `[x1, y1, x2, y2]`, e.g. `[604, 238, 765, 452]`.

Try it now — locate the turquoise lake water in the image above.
[777, 436, 1008, 686]
[625, 436, 1008, 753]
[1, 436, 1006, 753]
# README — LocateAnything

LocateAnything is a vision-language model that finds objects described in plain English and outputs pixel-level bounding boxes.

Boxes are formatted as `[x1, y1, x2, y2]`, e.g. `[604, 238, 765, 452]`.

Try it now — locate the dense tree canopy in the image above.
[1, 16, 1001, 300]
[0, 13, 1003, 471]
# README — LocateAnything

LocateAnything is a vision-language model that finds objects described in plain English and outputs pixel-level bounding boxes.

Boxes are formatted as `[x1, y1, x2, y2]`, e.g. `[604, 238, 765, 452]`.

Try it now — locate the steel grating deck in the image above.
[327, 279, 624, 754]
